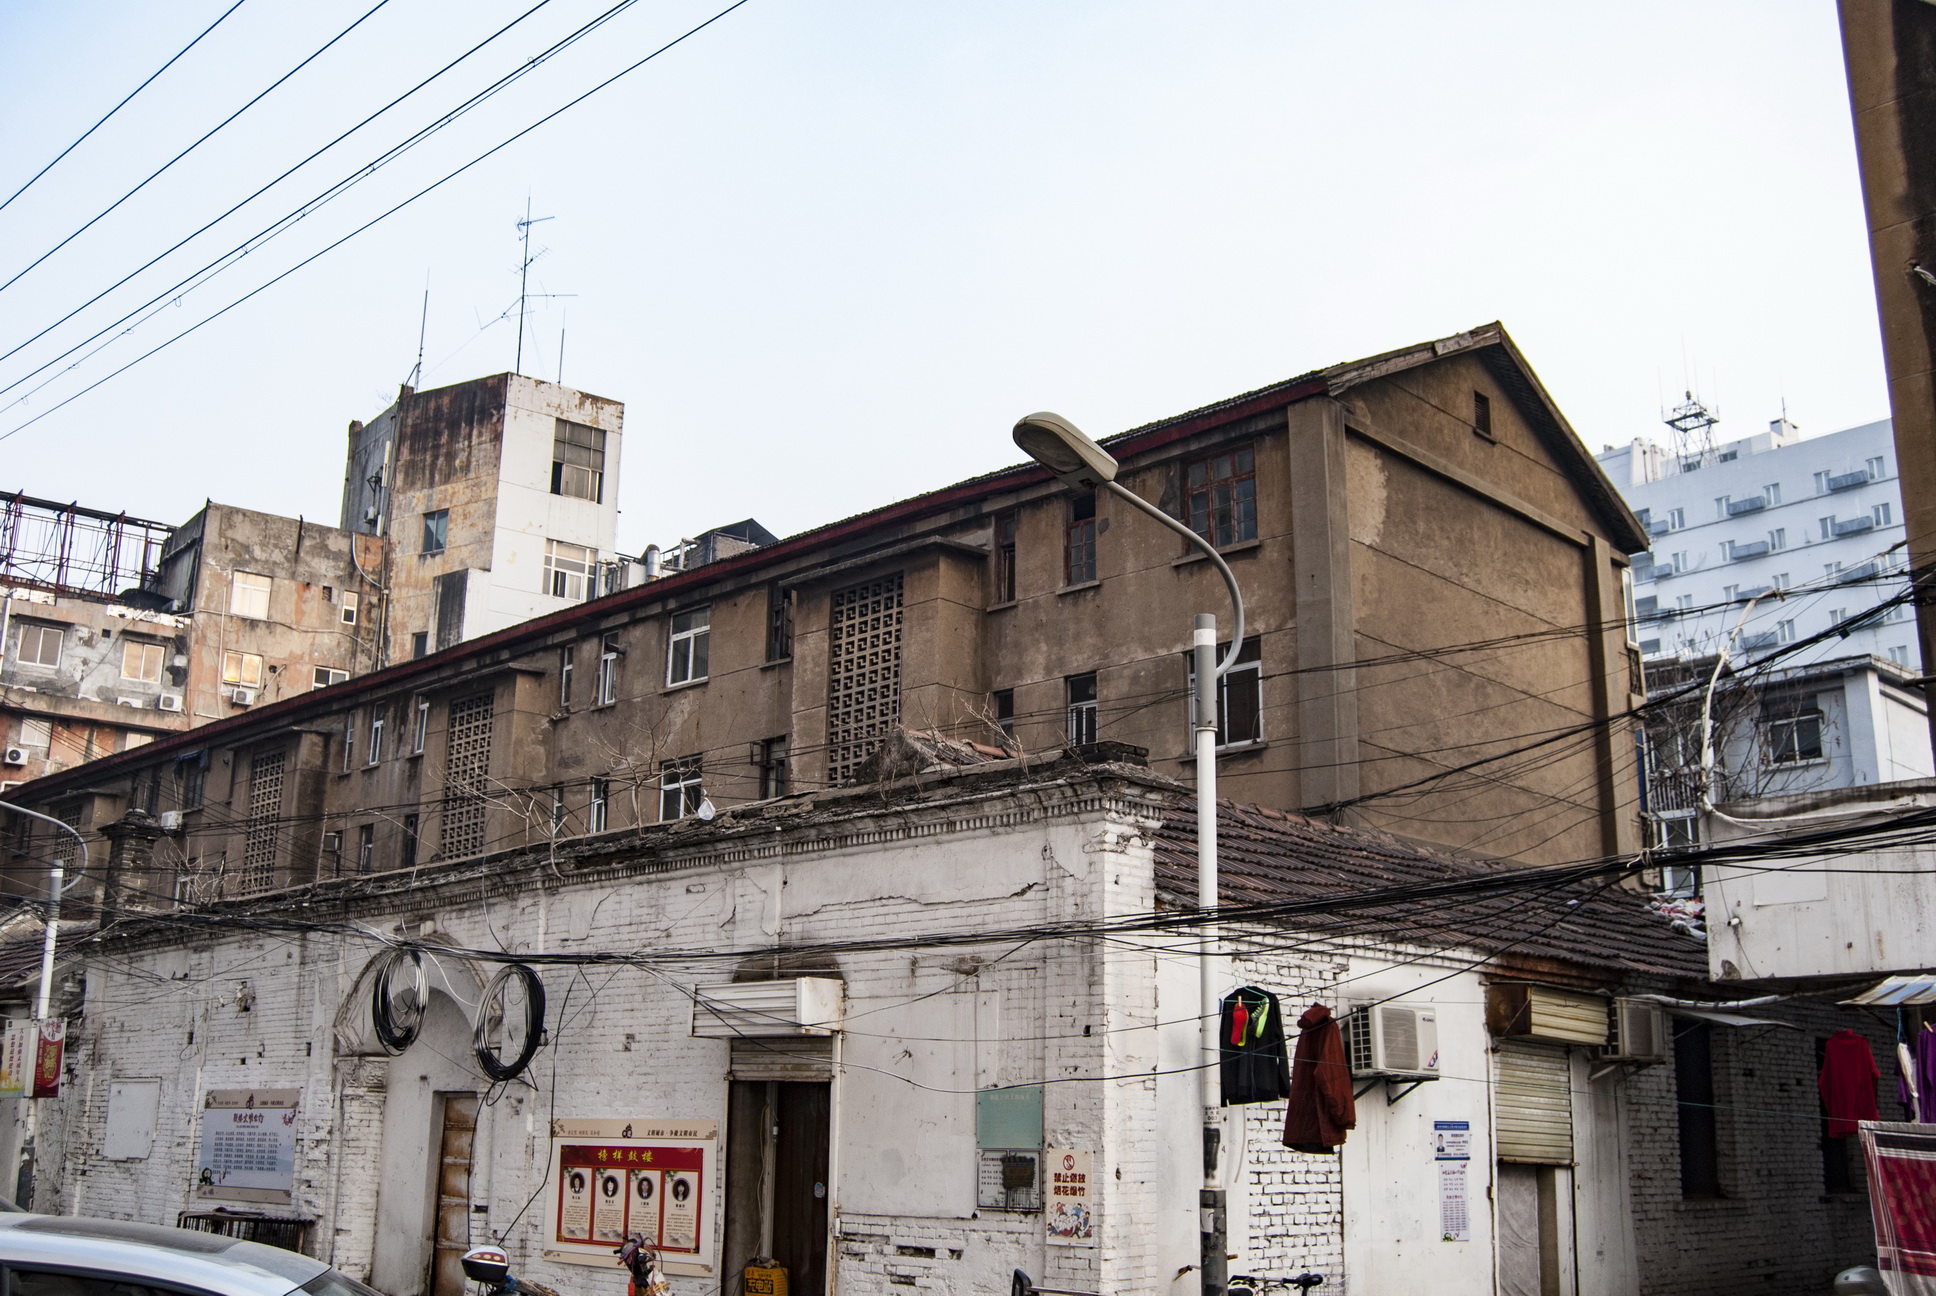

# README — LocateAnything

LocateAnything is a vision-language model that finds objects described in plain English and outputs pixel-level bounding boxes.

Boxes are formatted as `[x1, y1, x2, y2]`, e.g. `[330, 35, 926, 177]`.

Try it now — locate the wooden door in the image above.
[430, 1092, 480, 1296]
[772, 1082, 831, 1296]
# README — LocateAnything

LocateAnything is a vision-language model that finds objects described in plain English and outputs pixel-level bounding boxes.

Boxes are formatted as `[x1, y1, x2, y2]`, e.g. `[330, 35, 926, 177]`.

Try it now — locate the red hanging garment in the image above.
[1282, 1003, 1356, 1154]
[1820, 1028, 1881, 1137]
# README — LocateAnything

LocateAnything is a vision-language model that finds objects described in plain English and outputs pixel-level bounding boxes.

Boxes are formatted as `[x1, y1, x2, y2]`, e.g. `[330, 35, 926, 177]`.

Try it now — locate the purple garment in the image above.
[1918, 1029, 1936, 1123]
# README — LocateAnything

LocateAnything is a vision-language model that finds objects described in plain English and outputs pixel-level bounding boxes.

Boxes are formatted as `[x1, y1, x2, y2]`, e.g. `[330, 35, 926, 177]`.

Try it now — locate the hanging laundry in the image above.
[1899, 1010, 1915, 1115]
[1282, 1003, 1356, 1154]
[1821, 1028, 1882, 1137]
[1220, 986, 1290, 1106]
[1916, 1026, 1936, 1124]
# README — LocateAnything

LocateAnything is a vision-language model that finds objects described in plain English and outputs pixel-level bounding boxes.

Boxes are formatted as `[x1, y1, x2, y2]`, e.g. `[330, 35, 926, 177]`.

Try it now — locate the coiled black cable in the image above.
[371, 949, 426, 1053]
[475, 963, 546, 1082]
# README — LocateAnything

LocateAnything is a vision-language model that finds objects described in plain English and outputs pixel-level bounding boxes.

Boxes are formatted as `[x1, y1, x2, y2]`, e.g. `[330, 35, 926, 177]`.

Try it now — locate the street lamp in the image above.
[1013, 412, 1245, 1296]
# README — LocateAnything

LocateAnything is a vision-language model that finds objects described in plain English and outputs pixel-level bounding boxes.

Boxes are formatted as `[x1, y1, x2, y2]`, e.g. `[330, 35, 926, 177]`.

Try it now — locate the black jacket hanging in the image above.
[1220, 985, 1291, 1105]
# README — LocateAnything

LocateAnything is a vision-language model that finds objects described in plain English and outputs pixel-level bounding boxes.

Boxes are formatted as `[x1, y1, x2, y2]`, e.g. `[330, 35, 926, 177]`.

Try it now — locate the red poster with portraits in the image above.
[543, 1120, 717, 1277]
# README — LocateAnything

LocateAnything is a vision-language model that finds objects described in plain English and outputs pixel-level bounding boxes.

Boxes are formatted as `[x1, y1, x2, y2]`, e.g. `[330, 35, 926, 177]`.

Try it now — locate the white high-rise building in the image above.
[1596, 416, 1917, 671]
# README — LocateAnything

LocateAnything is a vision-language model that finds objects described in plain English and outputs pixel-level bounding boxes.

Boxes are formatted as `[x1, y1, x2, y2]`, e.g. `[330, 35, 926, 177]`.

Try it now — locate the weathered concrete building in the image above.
[342, 374, 626, 664]
[12, 751, 1890, 1296]
[3, 323, 1652, 903]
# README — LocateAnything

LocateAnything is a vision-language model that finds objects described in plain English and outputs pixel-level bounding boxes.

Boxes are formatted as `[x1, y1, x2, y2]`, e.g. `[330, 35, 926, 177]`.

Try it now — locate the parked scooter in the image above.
[461, 1247, 561, 1296]
[1832, 1268, 1886, 1296]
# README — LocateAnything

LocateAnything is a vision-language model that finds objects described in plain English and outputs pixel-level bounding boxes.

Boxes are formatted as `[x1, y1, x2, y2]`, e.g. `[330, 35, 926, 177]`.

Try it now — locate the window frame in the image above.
[411, 696, 428, 755]
[1186, 638, 1264, 749]
[1762, 706, 1825, 765]
[230, 570, 272, 619]
[551, 419, 607, 503]
[1472, 390, 1493, 440]
[356, 823, 376, 874]
[120, 640, 165, 684]
[759, 737, 790, 800]
[313, 667, 349, 690]
[766, 584, 794, 661]
[994, 511, 1018, 603]
[366, 705, 385, 766]
[421, 510, 450, 555]
[659, 757, 704, 821]
[341, 712, 356, 773]
[589, 778, 610, 834]
[596, 632, 621, 706]
[221, 650, 265, 689]
[401, 813, 420, 871]
[14, 622, 62, 669]
[1066, 672, 1098, 746]
[341, 590, 360, 625]
[1184, 444, 1259, 550]
[666, 608, 711, 687]
[1065, 492, 1098, 586]
[560, 644, 575, 707]
[543, 539, 594, 600]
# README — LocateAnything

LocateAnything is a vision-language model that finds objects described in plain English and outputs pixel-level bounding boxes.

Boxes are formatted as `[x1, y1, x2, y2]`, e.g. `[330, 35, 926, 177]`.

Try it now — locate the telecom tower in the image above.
[1663, 390, 1719, 466]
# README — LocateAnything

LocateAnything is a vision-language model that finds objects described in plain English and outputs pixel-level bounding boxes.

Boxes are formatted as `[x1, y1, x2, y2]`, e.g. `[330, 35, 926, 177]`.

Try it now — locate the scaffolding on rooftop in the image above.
[0, 492, 173, 601]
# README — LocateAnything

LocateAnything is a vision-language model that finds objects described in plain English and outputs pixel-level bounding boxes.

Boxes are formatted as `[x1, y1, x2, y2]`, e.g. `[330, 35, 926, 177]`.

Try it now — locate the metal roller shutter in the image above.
[729, 1038, 834, 1083]
[1494, 1042, 1573, 1164]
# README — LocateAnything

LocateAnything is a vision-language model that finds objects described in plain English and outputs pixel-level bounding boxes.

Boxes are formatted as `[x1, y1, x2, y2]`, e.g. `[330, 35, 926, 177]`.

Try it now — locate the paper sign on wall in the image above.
[544, 1119, 718, 1277]
[1044, 1148, 1096, 1246]
[0, 1020, 31, 1099]
[195, 1088, 299, 1203]
[1434, 1119, 1471, 1242]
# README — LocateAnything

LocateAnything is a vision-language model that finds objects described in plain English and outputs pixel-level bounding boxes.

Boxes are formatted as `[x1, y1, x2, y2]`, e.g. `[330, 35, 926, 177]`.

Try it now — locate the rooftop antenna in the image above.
[1663, 388, 1719, 466]
[407, 279, 429, 389]
[515, 196, 554, 376]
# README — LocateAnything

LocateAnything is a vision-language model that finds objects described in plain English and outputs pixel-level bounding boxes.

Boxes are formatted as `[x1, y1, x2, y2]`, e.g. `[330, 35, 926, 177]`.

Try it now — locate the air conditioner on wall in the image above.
[1, 748, 26, 768]
[158, 811, 184, 832]
[1343, 1003, 1440, 1080]
[1602, 998, 1668, 1065]
[690, 977, 844, 1039]
[157, 694, 183, 712]
[229, 687, 256, 706]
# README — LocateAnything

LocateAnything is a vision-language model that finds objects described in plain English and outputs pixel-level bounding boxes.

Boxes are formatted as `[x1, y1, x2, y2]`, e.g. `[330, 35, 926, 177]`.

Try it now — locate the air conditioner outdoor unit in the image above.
[1602, 998, 1668, 1065]
[158, 811, 184, 832]
[1343, 1003, 1440, 1080]
[1, 748, 27, 768]
[116, 696, 143, 708]
[690, 977, 844, 1038]
[230, 687, 257, 706]
[156, 694, 183, 712]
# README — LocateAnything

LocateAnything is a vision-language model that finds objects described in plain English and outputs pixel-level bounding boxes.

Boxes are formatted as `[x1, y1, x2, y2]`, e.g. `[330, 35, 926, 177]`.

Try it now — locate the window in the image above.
[1825, 561, 1844, 578]
[17, 717, 51, 750]
[1763, 702, 1824, 764]
[1820, 516, 1836, 540]
[1868, 456, 1887, 479]
[1065, 492, 1098, 585]
[322, 830, 343, 877]
[589, 778, 609, 833]
[341, 712, 356, 773]
[411, 632, 429, 659]
[1472, 391, 1492, 439]
[341, 591, 360, 625]
[182, 756, 206, 810]
[667, 609, 710, 686]
[1066, 673, 1098, 746]
[560, 644, 575, 706]
[356, 824, 375, 874]
[222, 651, 265, 688]
[1715, 497, 1730, 519]
[1773, 573, 1790, 590]
[1187, 639, 1263, 747]
[1765, 483, 1781, 505]
[1890, 645, 1912, 666]
[313, 667, 348, 690]
[1675, 1022, 1722, 1198]
[367, 706, 385, 765]
[1722, 584, 1739, 603]
[1769, 528, 1786, 551]
[759, 738, 790, 799]
[1876, 502, 1894, 527]
[767, 584, 794, 661]
[1815, 470, 1833, 494]
[422, 510, 449, 554]
[1185, 446, 1258, 548]
[401, 813, 419, 871]
[551, 419, 607, 502]
[1667, 508, 1685, 530]
[1675, 593, 1695, 612]
[16, 623, 61, 668]
[994, 512, 1018, 603]
[544, 539, 594, 600]
[1671, 552, 1689, 573]
[596, 632, 621, 705]
[1829, 608, 1848, 626]
[1623, 568, 1639, 645]
[230, 571, 271, 619]
[659, 757, 703, 821]
[1776, 619, 1796, 644]
[993, 688, 1015, 738]
[550, 787, 566, 834]
[120, 640, 164, 683]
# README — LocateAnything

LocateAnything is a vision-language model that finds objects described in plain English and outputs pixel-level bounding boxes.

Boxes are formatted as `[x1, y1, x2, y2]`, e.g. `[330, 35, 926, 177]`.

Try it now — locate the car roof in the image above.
[0, 1216, 328, 1296]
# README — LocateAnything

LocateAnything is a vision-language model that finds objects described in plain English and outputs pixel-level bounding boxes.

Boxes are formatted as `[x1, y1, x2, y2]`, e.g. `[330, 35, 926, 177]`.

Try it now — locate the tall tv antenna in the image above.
[1663, 390, 1719, 465]
[513, 198, 576, 375]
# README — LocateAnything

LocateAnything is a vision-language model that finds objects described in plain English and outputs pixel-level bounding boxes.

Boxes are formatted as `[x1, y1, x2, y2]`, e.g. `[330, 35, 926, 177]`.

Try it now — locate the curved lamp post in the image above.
[1013, 412, 1244, 1296]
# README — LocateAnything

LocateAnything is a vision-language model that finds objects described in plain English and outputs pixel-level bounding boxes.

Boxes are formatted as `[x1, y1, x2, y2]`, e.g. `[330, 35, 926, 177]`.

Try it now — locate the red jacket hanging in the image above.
[1283, 1003, 1356, 1154]
[1820, 1028, 1880, 1137]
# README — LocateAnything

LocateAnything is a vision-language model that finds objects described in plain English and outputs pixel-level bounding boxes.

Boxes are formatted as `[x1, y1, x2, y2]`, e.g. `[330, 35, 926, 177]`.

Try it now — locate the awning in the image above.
[1666, 1006, 1794, 1029]
[1843, 975, 1936, 1007]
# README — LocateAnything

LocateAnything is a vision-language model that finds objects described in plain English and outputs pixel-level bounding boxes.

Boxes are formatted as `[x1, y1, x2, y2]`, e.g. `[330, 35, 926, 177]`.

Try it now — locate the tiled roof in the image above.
[1152, 800, 1707, 982]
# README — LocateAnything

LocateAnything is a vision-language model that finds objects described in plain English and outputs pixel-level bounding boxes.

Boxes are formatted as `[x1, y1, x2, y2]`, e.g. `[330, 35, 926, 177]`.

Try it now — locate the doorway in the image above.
[429, 1092, 480, 1296]
[724, 1081, 831, 1296]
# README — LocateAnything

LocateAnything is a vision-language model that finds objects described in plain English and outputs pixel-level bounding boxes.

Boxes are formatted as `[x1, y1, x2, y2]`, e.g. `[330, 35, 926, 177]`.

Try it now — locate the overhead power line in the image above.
[0, 0, 395, 299]
[0, 0, 755, 442]
[0, 0, 252, 216]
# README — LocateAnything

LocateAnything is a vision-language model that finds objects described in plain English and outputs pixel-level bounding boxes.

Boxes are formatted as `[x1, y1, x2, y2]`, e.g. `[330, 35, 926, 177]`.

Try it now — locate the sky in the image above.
[0, 1, 1888, 557]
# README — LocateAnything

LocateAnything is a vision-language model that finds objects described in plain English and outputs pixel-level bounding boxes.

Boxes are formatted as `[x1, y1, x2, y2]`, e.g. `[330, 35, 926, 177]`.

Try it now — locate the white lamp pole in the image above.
[1013, 414, 1245, 1296]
